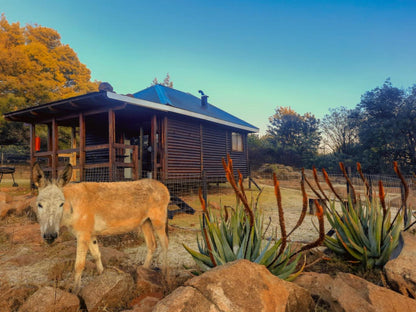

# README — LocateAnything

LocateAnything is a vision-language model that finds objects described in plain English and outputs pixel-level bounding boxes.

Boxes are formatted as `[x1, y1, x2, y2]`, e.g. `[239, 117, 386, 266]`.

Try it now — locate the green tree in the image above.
[267, 107, 320, 167]
[0, 14, 98, 145]
[354, 80, 410, 173]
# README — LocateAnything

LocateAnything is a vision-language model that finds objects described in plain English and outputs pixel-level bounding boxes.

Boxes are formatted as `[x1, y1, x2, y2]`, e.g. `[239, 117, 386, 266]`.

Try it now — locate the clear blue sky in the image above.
[2, 0, 416, 134]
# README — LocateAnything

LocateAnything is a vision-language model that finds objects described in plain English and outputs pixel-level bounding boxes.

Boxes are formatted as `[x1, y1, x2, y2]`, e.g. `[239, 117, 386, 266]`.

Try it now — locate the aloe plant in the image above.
[309, 161, 412, 269]
[184, 154, 325, 281]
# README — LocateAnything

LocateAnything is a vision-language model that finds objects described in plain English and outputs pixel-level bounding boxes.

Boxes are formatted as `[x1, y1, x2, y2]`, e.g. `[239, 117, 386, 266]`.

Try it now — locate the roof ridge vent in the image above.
[198, 90, 208, 107]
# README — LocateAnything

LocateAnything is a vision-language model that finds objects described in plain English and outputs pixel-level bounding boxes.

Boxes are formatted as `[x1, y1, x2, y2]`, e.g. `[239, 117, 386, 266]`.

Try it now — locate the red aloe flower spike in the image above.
[313, 166, 330, 203]
[222, 155, 254, 227]
[378, 180, 387, 216]
[357, 162, 371, 199]
[199, 187, 208, 214]
[304, 168, 328, 210]
[288, 171, 308, 237]
[273, 172, 287, 256]
[238, 170, 248, 204]
[393, 161, 409, 209]
[339, 162, 356, 205]
[291, 200, 325, 258]
[322, 168, 344, 204]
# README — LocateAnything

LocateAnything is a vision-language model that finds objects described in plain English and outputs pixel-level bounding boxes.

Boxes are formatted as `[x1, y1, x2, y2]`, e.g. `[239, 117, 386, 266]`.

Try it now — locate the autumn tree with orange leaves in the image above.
[0, 14, 98, 145]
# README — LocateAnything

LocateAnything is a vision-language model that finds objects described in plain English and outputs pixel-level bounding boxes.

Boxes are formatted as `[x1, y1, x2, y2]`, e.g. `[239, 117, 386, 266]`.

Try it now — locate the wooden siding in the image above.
[166, 117, 201, 178]
[202, 123, 227, 178]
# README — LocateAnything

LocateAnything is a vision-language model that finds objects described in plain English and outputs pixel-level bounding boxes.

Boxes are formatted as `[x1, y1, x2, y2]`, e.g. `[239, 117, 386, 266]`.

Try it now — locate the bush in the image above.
[184, 155, 325, 280]
[306, 161, 413, 269]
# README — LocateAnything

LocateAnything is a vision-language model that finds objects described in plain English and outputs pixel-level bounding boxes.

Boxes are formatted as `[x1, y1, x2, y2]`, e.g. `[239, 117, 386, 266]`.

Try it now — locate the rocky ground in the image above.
[0, 176, 414, 311]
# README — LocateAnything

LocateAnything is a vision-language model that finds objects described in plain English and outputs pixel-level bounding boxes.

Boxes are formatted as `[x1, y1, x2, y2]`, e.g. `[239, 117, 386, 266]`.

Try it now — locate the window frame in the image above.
[231, 132, 244, 152]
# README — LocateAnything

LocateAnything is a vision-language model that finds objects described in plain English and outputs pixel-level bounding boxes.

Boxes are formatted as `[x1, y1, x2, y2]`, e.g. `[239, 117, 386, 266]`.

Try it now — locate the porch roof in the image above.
[4, 86, 259, 132]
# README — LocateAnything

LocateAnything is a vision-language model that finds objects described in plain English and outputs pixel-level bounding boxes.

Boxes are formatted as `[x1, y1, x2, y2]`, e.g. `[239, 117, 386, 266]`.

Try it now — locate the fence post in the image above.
[201, 169, 208, 205]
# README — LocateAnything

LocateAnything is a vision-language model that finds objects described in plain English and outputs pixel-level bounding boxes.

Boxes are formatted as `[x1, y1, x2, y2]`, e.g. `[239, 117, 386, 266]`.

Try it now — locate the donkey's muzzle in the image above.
[43, 232, 58, 244]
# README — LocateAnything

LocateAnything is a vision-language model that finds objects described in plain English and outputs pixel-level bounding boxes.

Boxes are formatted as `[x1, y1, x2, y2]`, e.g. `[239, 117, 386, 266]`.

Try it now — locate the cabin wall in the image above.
[202, 123, 227, 178]
[166, 116, 249, 181]
[166, 117, 201, 178]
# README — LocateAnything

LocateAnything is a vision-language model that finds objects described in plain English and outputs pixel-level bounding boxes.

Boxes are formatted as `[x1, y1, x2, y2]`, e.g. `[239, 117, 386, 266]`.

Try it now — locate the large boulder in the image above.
[18, 286, 79, 312]
[295, 271, 416, 312]
[79, 269, 135, 312]
[384, 231, 416, 297]
[154, 259, 314, 312]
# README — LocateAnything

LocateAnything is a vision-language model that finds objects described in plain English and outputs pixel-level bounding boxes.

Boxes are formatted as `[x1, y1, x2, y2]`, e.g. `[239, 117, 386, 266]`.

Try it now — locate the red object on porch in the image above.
[35, 136, 40, 151]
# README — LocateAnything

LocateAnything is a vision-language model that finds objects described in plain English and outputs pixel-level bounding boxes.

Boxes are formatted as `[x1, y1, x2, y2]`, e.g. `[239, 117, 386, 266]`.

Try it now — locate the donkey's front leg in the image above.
[73, 236, 89, 294]
[88, 236, 104, 274]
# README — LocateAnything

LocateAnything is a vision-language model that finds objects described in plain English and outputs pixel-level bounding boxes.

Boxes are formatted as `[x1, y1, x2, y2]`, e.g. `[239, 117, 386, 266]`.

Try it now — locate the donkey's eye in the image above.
[59, 203, 64, 208]
[38, 203, 43, 209]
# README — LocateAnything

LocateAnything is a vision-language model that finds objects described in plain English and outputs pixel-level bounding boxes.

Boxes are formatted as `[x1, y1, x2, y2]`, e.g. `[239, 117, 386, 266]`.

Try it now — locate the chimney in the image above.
[198, 90, 208, 107]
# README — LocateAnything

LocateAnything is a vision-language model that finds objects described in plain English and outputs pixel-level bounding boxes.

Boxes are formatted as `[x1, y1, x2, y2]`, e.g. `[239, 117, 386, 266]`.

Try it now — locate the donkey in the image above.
[32, 163, 170, 293]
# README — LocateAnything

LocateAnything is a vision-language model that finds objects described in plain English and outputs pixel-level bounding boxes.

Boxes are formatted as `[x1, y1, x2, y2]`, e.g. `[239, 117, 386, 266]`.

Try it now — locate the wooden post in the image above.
[108, 109, 115, 181]
[79, 113, 85, 181]
[162, 116, 168, 182]
[30, 124, 36, 168]
[200, 124, 204, 173]
[132, 145, 139, 180]
[51, 118, 58, 179]
[151, 115, 157, 179]
[47, 123, 53, 168]
[139, 126, 143, 179]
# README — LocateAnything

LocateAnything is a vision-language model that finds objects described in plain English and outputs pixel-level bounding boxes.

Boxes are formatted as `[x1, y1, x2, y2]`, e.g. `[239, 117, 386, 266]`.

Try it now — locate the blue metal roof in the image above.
[132, 85, 258, 132]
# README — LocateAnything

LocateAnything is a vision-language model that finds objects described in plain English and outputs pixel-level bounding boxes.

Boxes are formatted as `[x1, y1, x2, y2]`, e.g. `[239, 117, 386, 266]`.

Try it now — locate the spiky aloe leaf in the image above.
[183, 244, 213, 269]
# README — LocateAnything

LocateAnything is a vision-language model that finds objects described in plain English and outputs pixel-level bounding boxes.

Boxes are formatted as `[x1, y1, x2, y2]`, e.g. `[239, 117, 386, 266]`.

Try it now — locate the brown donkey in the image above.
[32, 163, 170, 293]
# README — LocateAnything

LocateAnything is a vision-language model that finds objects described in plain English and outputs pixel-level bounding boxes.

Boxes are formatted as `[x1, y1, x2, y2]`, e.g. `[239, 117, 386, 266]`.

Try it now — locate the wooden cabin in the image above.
[4, 84, 258, 185]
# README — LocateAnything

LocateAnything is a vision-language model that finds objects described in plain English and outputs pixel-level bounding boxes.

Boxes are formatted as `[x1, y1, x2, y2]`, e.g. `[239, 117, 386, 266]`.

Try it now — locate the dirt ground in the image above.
[0, 175, 413, 297]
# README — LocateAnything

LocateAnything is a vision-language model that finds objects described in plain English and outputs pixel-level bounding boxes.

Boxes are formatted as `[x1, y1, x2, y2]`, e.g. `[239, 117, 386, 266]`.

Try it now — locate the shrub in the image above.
[183, 155, 325, 281]
[305, 161, 413, 269]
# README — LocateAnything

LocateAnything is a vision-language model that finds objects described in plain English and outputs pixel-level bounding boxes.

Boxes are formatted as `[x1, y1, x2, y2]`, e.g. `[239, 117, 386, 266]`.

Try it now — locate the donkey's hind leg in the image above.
[141, 219, 156, 268]
[152, 218, 169, 274]
[88, 236, 104, 274]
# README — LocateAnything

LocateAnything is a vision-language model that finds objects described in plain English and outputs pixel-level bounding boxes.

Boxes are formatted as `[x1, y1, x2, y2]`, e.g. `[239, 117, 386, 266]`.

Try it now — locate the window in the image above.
[232, 132, 243, 152]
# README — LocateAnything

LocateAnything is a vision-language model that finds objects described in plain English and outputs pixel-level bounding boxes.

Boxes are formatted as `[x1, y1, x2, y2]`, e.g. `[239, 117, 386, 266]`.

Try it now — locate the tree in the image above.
[267, 107, 320, 167]
[321, 106, 359, 155]
[354, 79, 416, 173]
[151, 73, 173, 88]
[0, 14, 98, 145]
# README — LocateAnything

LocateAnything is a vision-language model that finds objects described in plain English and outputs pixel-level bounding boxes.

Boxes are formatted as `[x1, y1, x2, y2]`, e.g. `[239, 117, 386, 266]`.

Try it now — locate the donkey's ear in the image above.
[32, 162, 46, 188]
[58, 164, 73, 187]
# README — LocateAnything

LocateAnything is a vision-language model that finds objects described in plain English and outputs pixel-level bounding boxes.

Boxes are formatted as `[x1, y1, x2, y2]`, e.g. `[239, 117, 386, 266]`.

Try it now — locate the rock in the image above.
[295, 271, 416, 312]
[0, 284, 38, 312]
[154, 259, 314, 312]
[100, 246, 126, 266]
[79, 269, 135, 312]
[129, 292, 164, 312]
[154, 286, 219, 312]
[18, 286, 79, 312]
[384, 232, 416, 297]
[135, 266, 164, 294]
